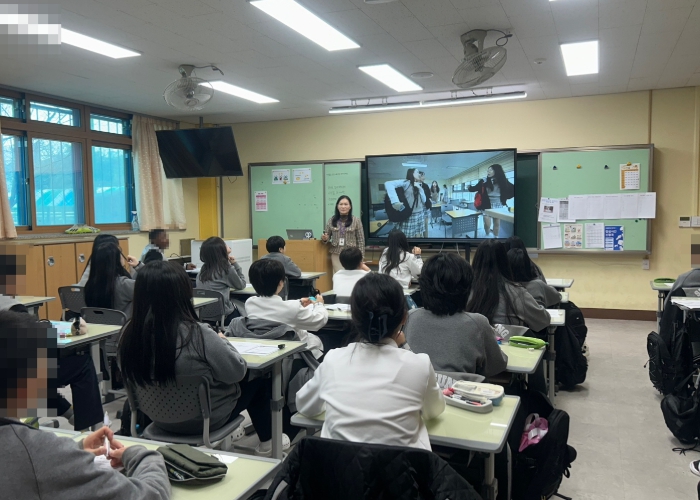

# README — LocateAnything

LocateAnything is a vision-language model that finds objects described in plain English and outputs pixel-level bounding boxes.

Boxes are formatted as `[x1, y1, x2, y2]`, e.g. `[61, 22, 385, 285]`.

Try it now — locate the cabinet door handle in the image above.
[78, 253, 86, 263]
[47, 257, 55, 267]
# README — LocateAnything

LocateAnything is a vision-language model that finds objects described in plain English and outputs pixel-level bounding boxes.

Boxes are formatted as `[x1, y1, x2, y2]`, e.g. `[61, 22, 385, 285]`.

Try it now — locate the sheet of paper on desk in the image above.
[230, 342, 280, 355]
[211, 454, 238, 464]
[325, 304, 351, 311]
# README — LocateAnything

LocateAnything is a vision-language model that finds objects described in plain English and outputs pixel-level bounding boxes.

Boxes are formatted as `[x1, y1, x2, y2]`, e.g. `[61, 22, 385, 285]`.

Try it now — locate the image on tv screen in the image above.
[366, 149, 515, 240]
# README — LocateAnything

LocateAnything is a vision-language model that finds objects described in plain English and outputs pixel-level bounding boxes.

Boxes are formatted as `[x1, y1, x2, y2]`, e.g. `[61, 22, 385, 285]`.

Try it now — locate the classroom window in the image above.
[90, 114, 130, 136]
[2, 134, 28, 226]
[91, 146, 134, 224]
[32, 138, 84, 226]
[29, 101, 81, 127]
[0, 96, 20, 118]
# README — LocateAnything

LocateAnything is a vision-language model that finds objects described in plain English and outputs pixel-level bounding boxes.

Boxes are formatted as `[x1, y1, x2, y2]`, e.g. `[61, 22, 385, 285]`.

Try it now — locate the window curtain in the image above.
[0, 119, 18, 239]
[132, 115, 186, 230]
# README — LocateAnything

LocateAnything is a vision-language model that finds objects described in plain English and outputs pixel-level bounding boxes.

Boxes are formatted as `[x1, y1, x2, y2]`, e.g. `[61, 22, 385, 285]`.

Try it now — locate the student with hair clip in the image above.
[196, 236, 246, 326]
[468, 164, 514, 237]
[507, 249, 560, 308]
[504, 235, 546, 281]
[405, 253, 507, 376]
[296, 273, 445, 450]
[119, 261, 283, 456]
[140, 229, 169, 262]
[467, 240, 550, 332]
[77, 234, 123, 286]
[378, 230, 423, 289]
[85, 243, 141, 318]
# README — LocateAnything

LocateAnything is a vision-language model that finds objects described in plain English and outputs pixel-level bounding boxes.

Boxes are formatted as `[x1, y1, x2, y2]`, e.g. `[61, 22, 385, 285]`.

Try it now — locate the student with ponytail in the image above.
[296, 273, 444, 450]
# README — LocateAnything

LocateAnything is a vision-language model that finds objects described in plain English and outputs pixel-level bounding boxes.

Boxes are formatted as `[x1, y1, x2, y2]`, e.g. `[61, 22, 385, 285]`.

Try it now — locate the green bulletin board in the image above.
[539, 146, 653, 252]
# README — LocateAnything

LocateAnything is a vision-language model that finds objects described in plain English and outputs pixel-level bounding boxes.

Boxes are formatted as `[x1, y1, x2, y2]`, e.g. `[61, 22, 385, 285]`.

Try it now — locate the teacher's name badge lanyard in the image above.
[338, 221, 348, 247]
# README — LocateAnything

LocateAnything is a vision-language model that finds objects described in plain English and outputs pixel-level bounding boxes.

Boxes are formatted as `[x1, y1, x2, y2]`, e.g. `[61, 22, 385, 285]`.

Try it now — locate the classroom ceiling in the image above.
[1, 0, 699, 124]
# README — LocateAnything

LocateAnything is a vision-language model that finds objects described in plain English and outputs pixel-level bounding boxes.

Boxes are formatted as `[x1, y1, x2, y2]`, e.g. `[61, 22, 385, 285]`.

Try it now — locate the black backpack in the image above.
[561, 301, 587, 348]
[555, 324, 588, 390]
[660, 371, 700, 444]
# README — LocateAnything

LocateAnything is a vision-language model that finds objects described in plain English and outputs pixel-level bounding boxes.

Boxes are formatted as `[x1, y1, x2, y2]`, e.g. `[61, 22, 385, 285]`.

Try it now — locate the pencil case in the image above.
[509, 336, 547, 350]
[443, 390, 493, 413]
[451, 381, 505, 406]
[157, 444, 228, 485]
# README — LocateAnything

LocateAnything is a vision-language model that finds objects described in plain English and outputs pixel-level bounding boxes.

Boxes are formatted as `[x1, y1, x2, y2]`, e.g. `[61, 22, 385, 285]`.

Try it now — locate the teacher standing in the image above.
[322, 195, 365, 273]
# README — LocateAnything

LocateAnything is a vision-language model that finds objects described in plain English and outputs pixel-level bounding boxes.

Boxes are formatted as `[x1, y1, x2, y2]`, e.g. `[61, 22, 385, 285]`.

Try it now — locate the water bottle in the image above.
[131, 211, 140, 232]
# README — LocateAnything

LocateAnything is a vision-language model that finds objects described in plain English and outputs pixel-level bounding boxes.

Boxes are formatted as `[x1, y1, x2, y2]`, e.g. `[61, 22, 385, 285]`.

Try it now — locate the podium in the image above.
[258, 239, 333, 292]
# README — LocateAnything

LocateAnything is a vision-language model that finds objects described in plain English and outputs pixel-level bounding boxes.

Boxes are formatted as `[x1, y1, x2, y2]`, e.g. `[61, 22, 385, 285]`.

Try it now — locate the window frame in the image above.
[1, 128, 29, 226]
[0, 90, 135, 233]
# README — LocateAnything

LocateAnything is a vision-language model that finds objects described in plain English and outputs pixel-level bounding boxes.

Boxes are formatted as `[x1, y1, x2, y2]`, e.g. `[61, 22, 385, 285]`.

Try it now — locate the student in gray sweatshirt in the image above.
[260, 235, 302, 299]
[119, 261, 279, 456]
[196, 236, 247, 325]
[84, 242, 142, 319]
[0, 310, 170, 500]
[508, 249, 561, 308]
[404, 253, 507, 376]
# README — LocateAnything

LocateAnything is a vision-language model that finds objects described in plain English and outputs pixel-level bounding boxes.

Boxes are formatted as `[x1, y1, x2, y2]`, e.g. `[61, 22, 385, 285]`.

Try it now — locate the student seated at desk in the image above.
[332, 247, 370, 298]
[140, 228, 169, 262]
[119, 261, 285, 456]
[261, 235, 301, 298]
[404, 253, 507, 376]
[236, 259, 325, 359]
[504, 236, 545, 281]
[378, 230, 423, 289]
[196, 236, 246, 326]
[78, 234, 129, 286]
[0, 310, 171, 499]
[296, 273, 445, 450]
[467, 240, 550, 332]
[85, 243, 142, 319]
[142, 249, 164, 265]
[508, 249, 560, 308]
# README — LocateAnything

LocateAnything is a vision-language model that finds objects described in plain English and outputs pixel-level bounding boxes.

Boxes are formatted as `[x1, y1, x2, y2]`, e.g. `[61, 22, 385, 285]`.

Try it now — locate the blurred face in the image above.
[156, 232, 169, 249]
[487, 167, 495, 177]
[337, 199, 351, 215]
[0, 254, 27, 296]
[413, 170, 425, 182]
[8, 350, 48, 417]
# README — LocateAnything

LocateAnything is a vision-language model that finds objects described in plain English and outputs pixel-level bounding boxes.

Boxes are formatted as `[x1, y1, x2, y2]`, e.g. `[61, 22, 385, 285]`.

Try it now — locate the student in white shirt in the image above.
[332, 247, 370, 298]
[241, 259, 326, 358]
[296, 273, 445, 451]
[378, 230, 423, 289]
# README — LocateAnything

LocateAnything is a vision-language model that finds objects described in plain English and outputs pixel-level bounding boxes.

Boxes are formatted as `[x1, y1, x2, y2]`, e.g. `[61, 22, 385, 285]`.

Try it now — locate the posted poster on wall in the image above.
[604, 225, 624, 251]
[564, 224, 583, 249]
[254, 191, 268, 212]
[293, 167, 312, 184]
[272, 169, 290, 185]
[620, 163, 640, 190]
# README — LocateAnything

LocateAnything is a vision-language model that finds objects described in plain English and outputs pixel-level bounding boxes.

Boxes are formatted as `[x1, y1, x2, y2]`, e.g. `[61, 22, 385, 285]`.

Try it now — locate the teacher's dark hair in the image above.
[382, 230, 411, 277]
[85, 243, 131, 309]
[119, 261, 202, 386]
[331, 195, 353, 228]
[420, 253, 472, 316]
[507, 248, 536, 283]
[351, 273, 406, 345]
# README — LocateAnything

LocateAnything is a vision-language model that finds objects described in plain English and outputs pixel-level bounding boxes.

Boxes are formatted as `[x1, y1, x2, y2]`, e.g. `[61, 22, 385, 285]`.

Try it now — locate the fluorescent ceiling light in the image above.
[61, 29, 140, 58]
[329, 91, 527, 114]
[560, 40, 598, 76]
[359, 64, 422, 92]
[403, 162, 427, 168]
[249, 0, 359, 51]
[210, 81, 278, 104]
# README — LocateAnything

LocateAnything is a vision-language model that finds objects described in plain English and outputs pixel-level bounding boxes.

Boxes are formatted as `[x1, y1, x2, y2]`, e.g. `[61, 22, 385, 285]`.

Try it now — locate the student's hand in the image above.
[392, 202, 404, 211]
[126, 255, 140, 267]
[321, 232, 329, 242]
[218, 332, 227, 339]
[185, 263, 196, 270]
[108, 445, 126, 468]
[228, 255, 237, 264]
[315, 294, 324, 304]
[300, 298, 312, 307]
[360, 263, 371, 272]
[412, 247, 422, 255]
[83, 427, 113, 456]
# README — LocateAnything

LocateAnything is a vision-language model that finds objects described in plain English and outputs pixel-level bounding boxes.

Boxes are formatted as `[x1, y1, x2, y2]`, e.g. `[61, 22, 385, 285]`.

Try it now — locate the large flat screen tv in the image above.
[156, 126, 244, 178]
[366, 149, 516, 242]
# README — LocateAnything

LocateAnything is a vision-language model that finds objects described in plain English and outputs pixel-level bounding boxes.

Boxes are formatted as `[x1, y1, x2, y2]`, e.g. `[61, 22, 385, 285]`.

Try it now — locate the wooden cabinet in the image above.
[43, 244, 78, 320]
[75, 242, 92, 282]
[257, 239, 333, 292]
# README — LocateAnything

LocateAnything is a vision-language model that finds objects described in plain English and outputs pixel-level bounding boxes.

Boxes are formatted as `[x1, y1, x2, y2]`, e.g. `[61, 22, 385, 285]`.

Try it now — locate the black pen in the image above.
[278, 344, 285, 349]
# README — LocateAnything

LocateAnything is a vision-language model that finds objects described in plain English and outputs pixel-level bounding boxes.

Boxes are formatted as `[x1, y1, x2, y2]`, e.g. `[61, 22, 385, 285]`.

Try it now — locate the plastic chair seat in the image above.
[142, 414, 245, 446]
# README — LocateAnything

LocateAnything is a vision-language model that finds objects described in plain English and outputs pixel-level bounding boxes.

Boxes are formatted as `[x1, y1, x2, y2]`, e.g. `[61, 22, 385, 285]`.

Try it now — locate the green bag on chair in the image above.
[157, 444, 228, 485]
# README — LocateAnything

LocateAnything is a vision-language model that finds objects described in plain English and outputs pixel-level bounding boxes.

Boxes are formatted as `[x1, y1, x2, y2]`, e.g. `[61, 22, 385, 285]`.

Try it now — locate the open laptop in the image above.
[286, 229, 314, 240]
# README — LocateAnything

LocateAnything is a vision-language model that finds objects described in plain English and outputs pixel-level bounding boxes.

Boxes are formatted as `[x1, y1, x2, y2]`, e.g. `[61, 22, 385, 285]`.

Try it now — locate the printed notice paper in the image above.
[620, 163, 641, 190]
[254, 191, 268, 212]
[272, 169, 290, 185]
[558, 199, 575, 222]
[568, 195, 588, 221]
[587, 195, 605, 220]
[621, 193, 638, 219]
[538, 198, 559, 223]
[542, 224, 563, 249]
[603, 194, 621, 220]
[637, 192, 656, 219]
[564, 224, 583, 249]
[292, 167, 312, 184]
[604, 225, 624, 251]
[585, 223, 604, 249]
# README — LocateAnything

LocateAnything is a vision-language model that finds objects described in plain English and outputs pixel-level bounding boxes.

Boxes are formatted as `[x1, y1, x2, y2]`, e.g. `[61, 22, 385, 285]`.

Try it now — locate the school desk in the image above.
[500, 343, 545, 375]
[651, 281, 674, 329]
[291, 395, 521, 500]
[445, 209, 480, 238]
[42, 429, 281, 500]
[546, 278, 574, 290]
[228, 338, 307, 460]
[192, 296, 218, 318]
[546, 309, 566, 404]
[559, 292, 569, 303]
[230, 272, 327, 300]
[15, 295, 56, 316]
[670, 297, 700, 324]
[57, 323, 121, 376]
[483, 207, 514, 225]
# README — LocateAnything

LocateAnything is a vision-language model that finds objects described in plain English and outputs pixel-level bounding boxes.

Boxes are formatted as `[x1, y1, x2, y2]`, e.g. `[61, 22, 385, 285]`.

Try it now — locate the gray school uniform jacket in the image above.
[110, 263, 143, 319]
[524, 280, 561, 308]
[196, 262, 246, 317]
[261, 252, 302, 278]
[493, 282, 551, 332]
[1, 421, 170, 500]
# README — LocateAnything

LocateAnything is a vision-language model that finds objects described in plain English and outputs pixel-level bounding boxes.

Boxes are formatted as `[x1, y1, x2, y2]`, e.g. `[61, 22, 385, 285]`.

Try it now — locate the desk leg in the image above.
[271, 361, 283, 460]
[28, 305, 39, 316]
[657, 291, 665, 330]
[548, 326, 556, 406]
[483, 452, 498, 500]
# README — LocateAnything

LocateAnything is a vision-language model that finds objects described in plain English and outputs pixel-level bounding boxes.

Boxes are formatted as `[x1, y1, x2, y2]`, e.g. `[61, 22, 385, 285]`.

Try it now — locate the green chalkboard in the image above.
[324, 163, 362, 222]
[539, 146, 652, 252]
[515, 153, 539, 249]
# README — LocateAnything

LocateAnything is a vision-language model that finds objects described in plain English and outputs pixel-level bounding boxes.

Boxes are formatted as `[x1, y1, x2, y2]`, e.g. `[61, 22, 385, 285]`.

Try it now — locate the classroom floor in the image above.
[556, 318, 699, 500]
